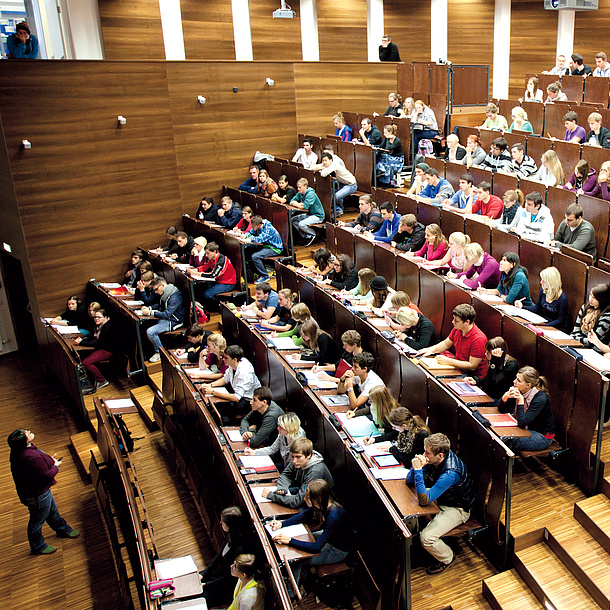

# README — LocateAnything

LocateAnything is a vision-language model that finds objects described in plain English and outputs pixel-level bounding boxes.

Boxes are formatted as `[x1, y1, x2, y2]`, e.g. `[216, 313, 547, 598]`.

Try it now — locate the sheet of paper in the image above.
[174, 263, 190, 271]
[394, 340, 417, 355]
[497, 305, 547, 324]
[239, 455, 275, 468]
[105, 398, 136, 409]
[475, 293, 504, 304]
[367, 318, 391, 328]
[226, 429, 244, 443]
[271, 337, 301, 350]
[350, 304, 371, 312]
[123, 300, 144, 307]
[267, 523, 308, 537]
[99, 282, 121, 289]
[174, 351, 190, 361]
[321, 394, 351, 406]
[251, 486, 277, 503]
[363, 441, 392, 456]
[55, 325, 80, 334]
[576, 349, 610, 372]
[302, 371, 338, 389]
[541, 329, 573, 341]
[155, 555, 198, 580]
[370, 466, 409, 480]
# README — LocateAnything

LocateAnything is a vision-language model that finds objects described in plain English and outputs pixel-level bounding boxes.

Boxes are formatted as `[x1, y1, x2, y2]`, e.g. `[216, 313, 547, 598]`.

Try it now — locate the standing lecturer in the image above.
[8, 428, 79, 555]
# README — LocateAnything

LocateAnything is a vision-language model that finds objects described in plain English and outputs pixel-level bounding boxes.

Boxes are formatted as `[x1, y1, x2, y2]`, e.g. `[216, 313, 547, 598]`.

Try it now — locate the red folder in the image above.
[335, 359, 352, 379]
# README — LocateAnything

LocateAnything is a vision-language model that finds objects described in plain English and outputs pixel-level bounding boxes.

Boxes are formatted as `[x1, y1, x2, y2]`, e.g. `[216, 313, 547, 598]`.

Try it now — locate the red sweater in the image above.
[472, 194, 503, 219]
[197, 253, 237, 285]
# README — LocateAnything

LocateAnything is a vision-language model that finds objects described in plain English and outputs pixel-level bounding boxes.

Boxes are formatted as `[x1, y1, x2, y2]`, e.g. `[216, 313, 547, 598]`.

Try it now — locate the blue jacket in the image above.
[7, 33, 39, 59]
[498, 269, 532, 306]
[218, 203, 243, 229]
[246, 219, 283, 253]
[238, 177, 258, 193]
[373, 212, 401, 243]
[151, 285, 185, 325]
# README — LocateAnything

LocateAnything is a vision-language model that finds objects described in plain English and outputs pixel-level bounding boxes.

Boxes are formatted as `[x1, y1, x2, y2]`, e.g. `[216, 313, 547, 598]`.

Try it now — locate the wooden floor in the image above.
[2, 226, 610, 610]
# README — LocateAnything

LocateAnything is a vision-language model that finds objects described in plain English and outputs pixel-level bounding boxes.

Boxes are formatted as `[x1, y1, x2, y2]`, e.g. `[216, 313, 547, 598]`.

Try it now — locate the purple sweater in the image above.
[564, 168, 597, 194]
[457, 252, 501, 289]
[10, 445, 58, 500]
[588, 182, 610, 202]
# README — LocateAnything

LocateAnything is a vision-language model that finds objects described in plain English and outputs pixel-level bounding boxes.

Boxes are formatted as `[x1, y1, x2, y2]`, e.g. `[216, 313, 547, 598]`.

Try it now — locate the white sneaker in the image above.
[149, 353, 161, 363]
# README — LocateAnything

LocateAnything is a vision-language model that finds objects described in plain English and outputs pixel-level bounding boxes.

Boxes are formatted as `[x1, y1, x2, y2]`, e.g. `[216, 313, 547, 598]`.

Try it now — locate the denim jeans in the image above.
[146, 319, 172, 352]
[291, 531, 349, 584]
[201, 282, 235, 300]
[334, 182, 357, 211]
[292, 214, 322, 238]
[245, 244, 278, 279]
[505, 430, 553, 452]
[22, 488, 72, 553]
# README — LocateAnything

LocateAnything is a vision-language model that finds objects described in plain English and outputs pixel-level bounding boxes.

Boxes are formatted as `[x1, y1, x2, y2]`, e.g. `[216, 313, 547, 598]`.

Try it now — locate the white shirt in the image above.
[293, 148, 318, 169]
[353, 370, 385, 398]
[223, 358, 261, 399]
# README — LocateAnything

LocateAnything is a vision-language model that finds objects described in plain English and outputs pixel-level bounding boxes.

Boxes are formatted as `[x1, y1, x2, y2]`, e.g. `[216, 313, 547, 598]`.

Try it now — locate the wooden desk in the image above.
[440, 378, 495, 406]
[476, 406, 531, 438]
[153, 559, 203, 601]
[271, 525, 319, 562]
[382, 480, 439, 519]
[249, 482, 299, 518]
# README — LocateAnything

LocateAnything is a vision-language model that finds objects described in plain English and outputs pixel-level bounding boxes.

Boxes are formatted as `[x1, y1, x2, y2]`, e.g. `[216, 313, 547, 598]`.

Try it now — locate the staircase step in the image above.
[145, 360, 162, 376]
[130, 385, 158, 431]
[148, 371, 163, 396]
[574, 494, 610, 556]
[70, 431, 101, 477]
[515, 541, 595, 609]
[482, 569, 543, 609]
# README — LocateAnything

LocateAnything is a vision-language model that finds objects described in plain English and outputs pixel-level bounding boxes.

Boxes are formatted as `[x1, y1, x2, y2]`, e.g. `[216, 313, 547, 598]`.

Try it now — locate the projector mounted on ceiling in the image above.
[273, 0, 295, 18]
[544, 0, 598, 10]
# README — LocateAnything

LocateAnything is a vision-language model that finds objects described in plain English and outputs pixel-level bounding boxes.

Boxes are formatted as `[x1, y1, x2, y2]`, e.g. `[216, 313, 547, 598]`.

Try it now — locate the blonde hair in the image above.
[588, 112, 603, 124]
[512, 106, 528, 122]
[390, 291, 411, 308]
[369, 386, 400, 425]
[448, 232, 470, 249]
[425, 224, 447, 250]
[486, 103, 499, 114]
[207, 333, 227, 351]
[463, 242, 485, 263]
[333, 112, 346, 125]
[357, 268, 375, 295]
[540, 267, 563, 303]
[542, 150, 565, 185]
[387, 407, 429, 433]
[291, 303, 311, 322]
[278, 288, 297, 305]
[598, 161, 610, 184]
[519, 366, 549, 395]
[503, 189, 525, 206]
[396, 306, 419, 327]
[301, 319, 328, 352]
[278, 412, 301, 439]
[384, 124, 397, 136]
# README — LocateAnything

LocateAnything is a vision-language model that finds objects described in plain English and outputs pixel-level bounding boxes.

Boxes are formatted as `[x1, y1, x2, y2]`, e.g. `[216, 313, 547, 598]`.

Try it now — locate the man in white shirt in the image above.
[337, 352, 385, 414]
[292, 138, 318, 169]
[511, 191, 555, 243]
[202, 345, 261, 424]
[593, 52, 610, 77]
[543, 54, 570, 76]
[318, 151, 357, 217]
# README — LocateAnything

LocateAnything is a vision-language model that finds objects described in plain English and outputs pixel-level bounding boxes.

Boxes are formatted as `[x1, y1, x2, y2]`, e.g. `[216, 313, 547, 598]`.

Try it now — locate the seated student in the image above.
[359, 117, 383, 147]
[321, 254, 358, 291]
[242, 282, 279, 320]
[570, 52, 592, 76]
[291, 177, 325, 246]
[175, 323, 212, 363]
[370, 407, 430, 468]
[417, 304, 488, 377]
[406, 162, 430, 197]
[374, 92, 404, 118]
[202, 345, 261, 422]
[239, 387, 284, 448]
[391, 214, 427, 252]
[124, 249, 146, 288]
[227, 554, 266, 610]
[293, 320, 342, 366]
[189, 333, 228, 380]
[409, 99, 439, 151]
[372, 201, 401, 243]
[238, 165, 259, 193]
[363, 275, 394, 311]
[375, 124, 404, 187]
[522, 77, 544, 103]
[453, 242, 501, 290]
[562, 111, 586, 144]
[593, 51, 610, 76]
[461, 134, 487, 169]
[259, 289, 298, 332]
[530, 150, 565, 187]
[391, 306, 437, 351]
[507, 107, 533, 133]
[170, 231, 195, 264]
[544, 81, 568, 103]
[409, 223, 448, 261]
[257, 169, 278, 199]
[498, 367, 555, 452]
[518, 267, 569, 332]
[493, 189, 525, 231]
[442, 134, 466, 162]
[406, 433, 475, 574]
[271, 480, 353, 587]
[430, 232, 470, 272]
[549, 203, 597, 259]
[586, 112, 610, 149]
[53, 296, 89, 333]
[307, 247, 334, 277]
[188, 241, 237, 304]
[563, 160, 597, 195]
[416, 168, 455, 206]
[481, 252, 533, 306]
[262, 438, 334, 508]
[276, 303, 314, 344]
[243, 215, 283, 284]
[543, 54, 570, 76]
[333, 112, 353, 142]
[84, 301, 102, 335]
[571, 284, 610, 353]
[230, 206, 253, 234]
[511, 191, 555, 243]
[399, 96, 416, 118]
[341, 195, 382, 233]
[478, 103, 508, 131]
[441, 174, 477, 212]
[318, 152, 357, 216]
[189, 236, 208, 269]
[591, 161, 610, 202]
[196, 196, 220, 222]
[292, 138, 318, 169]
[134, 271, 158, 306]
[480, 137, 512, 173]
[217, 196, 243, 230]
[271, 175, 297, 204]
[142, 277, 186, 362]
[508, 143, 537, 179]
[314, 329, 364, 380]
[381, 290, 418, 318]
[74, 308, 118, 393]
[244, 412, 305, 471]
[464, 337, 519, 400]
[337, 352, 386, 416]
[199, 507, 254, 608]
[357, 385, 400, 439]
[161, 226, 179, 254]
[343, 267, 375, 301]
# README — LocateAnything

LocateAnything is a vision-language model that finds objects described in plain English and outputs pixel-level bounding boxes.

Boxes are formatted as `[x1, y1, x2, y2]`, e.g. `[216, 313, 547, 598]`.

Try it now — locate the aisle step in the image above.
[148, 371, 163, 397]
[70, 431, 101, 477]
[482, 569, 542, 609]
[514, 539, 595, 609]
[130, 385, 157, 431]
[574, 494, 610, 556]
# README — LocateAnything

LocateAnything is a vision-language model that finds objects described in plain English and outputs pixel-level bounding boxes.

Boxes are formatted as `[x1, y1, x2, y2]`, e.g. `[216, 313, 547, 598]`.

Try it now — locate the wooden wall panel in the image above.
[294, 63, 398, 136]
[0, 62, 179, 315]
[382, 0, 431, 65]
[509, 0, 557, 98]
[251, 0, 302, 61]
[574, 4, 610, 73]
[181, 0, 235, 60]
[98, 0, 165, 60]
[317, 0, 368, 62]
[166, 62, 298, 215]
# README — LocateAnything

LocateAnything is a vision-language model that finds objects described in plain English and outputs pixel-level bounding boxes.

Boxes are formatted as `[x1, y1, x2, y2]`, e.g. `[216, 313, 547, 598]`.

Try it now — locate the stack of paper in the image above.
[105, 398, 136, 410]
[271, 337, 302, 350]
[541, 329, 573, 341]
[363, 441, 392, 456]
[302, 371, 338, 389]
[155, 555, 198, 579]
[497, 305, 546, 324]
[239, 455, 276, 472]
[335, 412, 379, 438]
[370, 466, 409, 480]
[576, 349, 610, 373]
[123, 300, 144, 307]
[321, 394, 351, 407]
[446, 381, 487, 396]
[251, 486, 277, 503]
[418, 356, 456, 370]
[225, 429, 245, 443]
